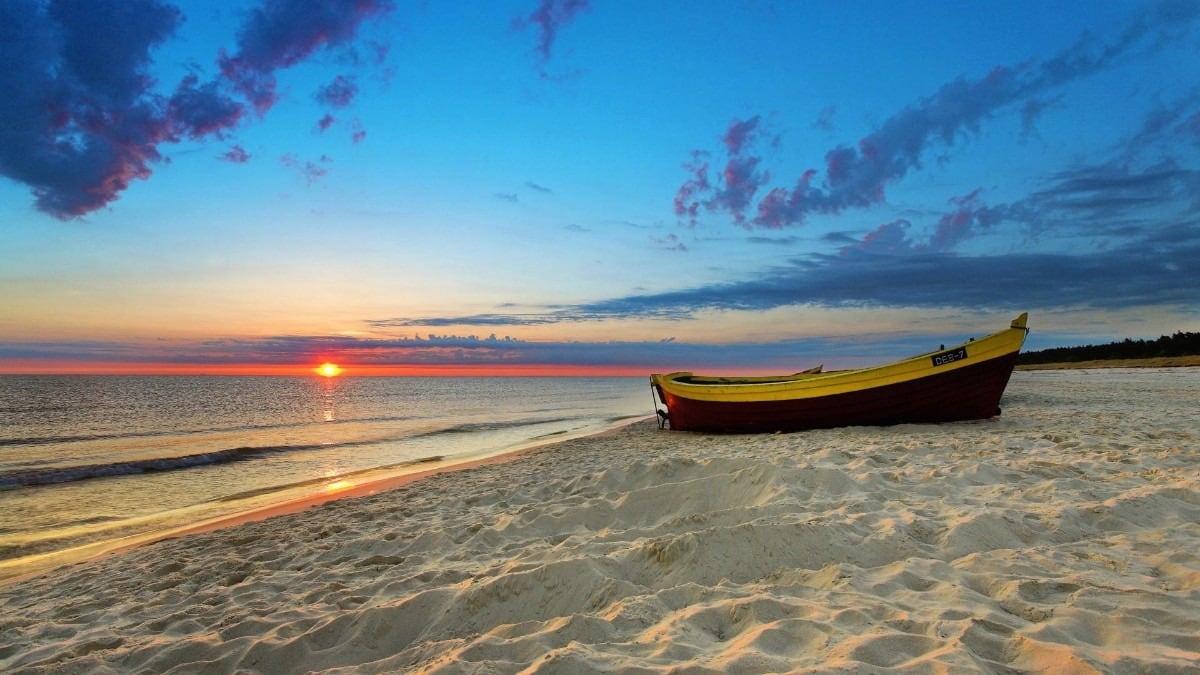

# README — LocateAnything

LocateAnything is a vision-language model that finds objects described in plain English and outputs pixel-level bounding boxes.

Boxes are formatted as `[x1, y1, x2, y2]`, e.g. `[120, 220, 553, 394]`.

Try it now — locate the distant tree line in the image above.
[1018, 331, 1200, 364]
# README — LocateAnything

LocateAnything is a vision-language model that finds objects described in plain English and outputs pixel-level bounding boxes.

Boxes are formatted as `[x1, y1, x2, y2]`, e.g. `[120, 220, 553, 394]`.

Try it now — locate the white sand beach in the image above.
[2, 369, 1199, 673]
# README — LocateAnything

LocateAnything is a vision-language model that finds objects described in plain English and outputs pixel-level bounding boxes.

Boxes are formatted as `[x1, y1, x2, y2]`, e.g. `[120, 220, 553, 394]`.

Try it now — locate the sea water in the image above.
[0, 375, 651, 578]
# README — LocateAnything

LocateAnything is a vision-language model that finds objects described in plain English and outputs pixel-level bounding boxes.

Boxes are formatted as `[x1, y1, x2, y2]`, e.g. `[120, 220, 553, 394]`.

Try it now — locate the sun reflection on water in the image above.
[321, 377, 337, 422]
[324, 479, 354, 493]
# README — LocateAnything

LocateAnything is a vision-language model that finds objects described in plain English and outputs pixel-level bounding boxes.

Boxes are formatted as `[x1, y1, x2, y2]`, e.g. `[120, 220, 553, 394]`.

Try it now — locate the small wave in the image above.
[532, 429, 570, 440]
[65, 514, 126, 527]
[0, 440, 385, 490]
[413, 417, 574, 438]
[0, 413, 430, 448]
[0, 433, 125, 448]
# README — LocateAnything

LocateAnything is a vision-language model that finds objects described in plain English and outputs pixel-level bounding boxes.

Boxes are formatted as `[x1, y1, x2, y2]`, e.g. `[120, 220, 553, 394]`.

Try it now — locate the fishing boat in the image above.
[650, 313, 1029, 433]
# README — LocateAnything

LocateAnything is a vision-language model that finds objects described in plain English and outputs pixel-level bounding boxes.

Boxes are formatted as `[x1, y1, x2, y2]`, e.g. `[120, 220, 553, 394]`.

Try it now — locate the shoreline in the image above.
[1016, 354, 1200, 370]
[0, 415, 651, 587]
[121, 416, 649, 550]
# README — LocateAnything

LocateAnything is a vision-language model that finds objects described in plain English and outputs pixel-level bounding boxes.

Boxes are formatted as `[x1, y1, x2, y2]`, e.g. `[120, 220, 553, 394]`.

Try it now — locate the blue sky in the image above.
[1, 0, 1198, 374]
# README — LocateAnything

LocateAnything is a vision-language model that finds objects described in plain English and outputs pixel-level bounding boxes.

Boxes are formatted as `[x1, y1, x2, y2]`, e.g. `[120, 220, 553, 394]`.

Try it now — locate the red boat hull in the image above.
[656, 352, 1020, 433]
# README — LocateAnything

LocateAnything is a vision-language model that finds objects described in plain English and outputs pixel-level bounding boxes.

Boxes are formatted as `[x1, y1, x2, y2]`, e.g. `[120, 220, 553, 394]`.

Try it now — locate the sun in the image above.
[316, 362, 342, 377]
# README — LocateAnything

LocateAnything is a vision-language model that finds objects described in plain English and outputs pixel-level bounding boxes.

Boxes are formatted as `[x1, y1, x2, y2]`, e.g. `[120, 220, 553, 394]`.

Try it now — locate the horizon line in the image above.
[0, 361, 683, 377]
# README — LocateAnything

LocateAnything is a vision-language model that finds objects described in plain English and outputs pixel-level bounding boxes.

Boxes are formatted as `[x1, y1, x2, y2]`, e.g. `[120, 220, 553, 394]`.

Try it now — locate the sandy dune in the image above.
[2, 369, 1199, 673]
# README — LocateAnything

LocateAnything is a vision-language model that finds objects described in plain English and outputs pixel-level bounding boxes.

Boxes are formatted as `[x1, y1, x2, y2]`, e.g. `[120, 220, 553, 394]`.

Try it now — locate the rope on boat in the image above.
[648, 378, 670, 429]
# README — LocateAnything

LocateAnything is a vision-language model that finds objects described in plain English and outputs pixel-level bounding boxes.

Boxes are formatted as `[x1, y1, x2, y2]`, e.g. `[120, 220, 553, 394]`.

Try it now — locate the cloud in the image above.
[44, 0, 183, 107]
[219, 145, 252, 163]
[0, 0, 391, 219]
[838, 154, 1198, 259]
[496, 181, 555, 202]
[673, 151, 711, 225]
[0, 331, 881, 371]
[281, 153, 332, 186]
[168, 74, 245, 140]
[1124, 88, 1200, 153]
[746, 235, 802, 246]
[566, 237, 1200, 320]
[219, 0, 392, 114]
[1018, 96, 1058, 141]
[679, 0, 1200, 229]
[368, 295, 700, 328]
[813, 106, 836, 132]
[370, 314, 557, 328]
[927, 189, 1000, 252]
[1028, 161, 1197, 226]
[512, 0, 589, 69]
[722, 116, 761, 155]
[675, 117, 773, 226]
[0, 0, 182, 218]
[830, 90, 1200, 257]
[717, 156, 770, 225]
[377, 172, 1200, 326]
[752, 66, 1071, 228]
[314, 74, 359, 108]
[842, 219, 918, 257]
[651, 232, 688, 252]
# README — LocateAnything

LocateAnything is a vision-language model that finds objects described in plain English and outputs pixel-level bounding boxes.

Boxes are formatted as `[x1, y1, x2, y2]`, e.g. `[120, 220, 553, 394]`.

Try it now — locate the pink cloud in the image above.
[836, 188, 997, 257]
[675, 117, 773, 226]
[722, 116, 761, 155]
[929, 188, 997, 251]
[840, 219, 918, 256]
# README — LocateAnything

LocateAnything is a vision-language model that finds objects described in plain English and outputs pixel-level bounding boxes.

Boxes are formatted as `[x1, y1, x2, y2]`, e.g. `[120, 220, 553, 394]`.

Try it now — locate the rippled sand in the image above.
[3, 369, 1198, 673]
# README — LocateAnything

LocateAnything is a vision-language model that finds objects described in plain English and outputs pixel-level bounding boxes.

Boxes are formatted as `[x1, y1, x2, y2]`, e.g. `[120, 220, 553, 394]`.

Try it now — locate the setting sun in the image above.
[316, 362, 341, 377]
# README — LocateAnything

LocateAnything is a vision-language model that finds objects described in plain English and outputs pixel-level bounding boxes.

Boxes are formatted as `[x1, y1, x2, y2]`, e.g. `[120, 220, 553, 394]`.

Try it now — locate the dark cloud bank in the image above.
[0, 0, 390, 219]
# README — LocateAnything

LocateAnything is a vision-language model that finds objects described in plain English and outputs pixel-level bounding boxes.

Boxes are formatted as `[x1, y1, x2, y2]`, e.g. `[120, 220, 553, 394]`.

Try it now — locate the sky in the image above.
[1, 0, 1198, 375]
